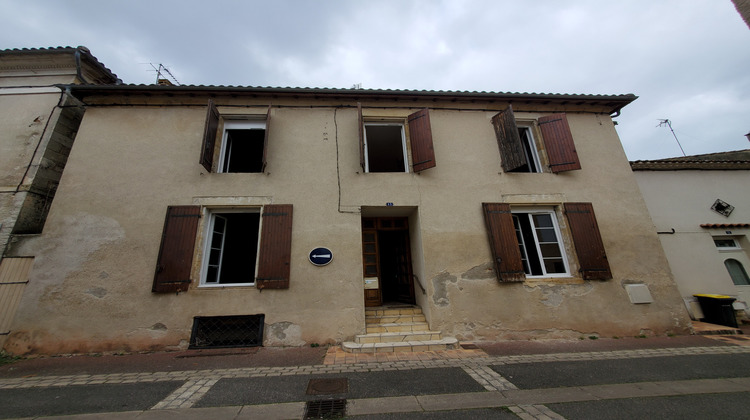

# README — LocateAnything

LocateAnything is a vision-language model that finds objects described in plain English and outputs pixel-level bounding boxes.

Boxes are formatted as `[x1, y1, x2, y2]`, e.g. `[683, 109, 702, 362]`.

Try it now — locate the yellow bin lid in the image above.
[694, 294, 733, 299]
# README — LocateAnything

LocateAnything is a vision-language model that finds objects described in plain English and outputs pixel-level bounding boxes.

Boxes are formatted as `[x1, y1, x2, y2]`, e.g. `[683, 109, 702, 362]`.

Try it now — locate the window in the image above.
[202, 211, 261, 285]
[358, 105, 436, 173]
[725, 259, 750, 286]
[219, 121, 266, 173]
[491, 105, 581, 173]
[200, 100, 270, 173]
[513, 210, 568, 276]
[482, 202, 611, 282]
[714, 237, 740, 250]
[514, 127, 542, 173]
[152, 204, 293, 292]
[363, 123, 408, 172]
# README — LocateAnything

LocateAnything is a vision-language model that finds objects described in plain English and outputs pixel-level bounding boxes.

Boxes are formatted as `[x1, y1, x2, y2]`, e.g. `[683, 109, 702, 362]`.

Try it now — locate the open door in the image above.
[362, 217, 415, 307]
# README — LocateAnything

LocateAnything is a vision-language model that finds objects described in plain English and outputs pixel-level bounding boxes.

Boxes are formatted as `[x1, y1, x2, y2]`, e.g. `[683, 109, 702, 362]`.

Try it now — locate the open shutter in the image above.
[358, 103, 365, 172]
[262, 105, 271, 172]
[564, 202, 611, 280]
[152, 206, 201, 293]
[200, 99, 220, 172]
[482, 203, 526, 282]
[538, 114, 581, 173]
[407, 108, 436, 172]
[256, 204, 293, 290]
[491, 106, 526, 172]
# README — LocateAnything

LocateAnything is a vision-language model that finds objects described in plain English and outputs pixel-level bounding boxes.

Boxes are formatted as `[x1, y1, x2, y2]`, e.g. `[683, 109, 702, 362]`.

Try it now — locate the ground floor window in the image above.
[512, 210, 568, 277]
[202, 210, 261, 286]
[725, 259, 750, 286]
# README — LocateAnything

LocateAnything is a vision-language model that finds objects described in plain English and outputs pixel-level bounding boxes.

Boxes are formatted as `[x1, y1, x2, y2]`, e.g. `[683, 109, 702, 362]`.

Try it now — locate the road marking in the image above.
[461, 365, 517, 391]
[151, 378, 218, 410]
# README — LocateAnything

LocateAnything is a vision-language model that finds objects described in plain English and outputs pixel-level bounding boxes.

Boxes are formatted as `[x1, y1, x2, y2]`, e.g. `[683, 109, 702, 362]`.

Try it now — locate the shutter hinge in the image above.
[538, 118, 563, 125]
[412, 159, 433, 166]
[549, 161, 577, 167]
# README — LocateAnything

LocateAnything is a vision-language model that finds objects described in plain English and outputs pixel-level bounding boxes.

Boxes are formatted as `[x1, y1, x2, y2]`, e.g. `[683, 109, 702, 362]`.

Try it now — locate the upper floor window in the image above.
[219, 121, 266, 173]
[364, 123, 408, 172]
[491, 105, 581, 174]
[358, 105, 436, 173]
[714, 237, 740, 250]
[200, 99, 270, 173]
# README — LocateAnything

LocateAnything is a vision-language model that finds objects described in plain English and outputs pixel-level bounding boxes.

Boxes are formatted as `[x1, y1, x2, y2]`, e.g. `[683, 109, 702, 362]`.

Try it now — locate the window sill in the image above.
[523, 276, 584, 285]
[198, 284, 256, 289]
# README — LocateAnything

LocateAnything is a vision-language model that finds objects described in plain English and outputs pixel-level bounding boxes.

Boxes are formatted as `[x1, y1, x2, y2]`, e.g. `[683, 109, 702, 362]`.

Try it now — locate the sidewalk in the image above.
[1, 322, 749, 419]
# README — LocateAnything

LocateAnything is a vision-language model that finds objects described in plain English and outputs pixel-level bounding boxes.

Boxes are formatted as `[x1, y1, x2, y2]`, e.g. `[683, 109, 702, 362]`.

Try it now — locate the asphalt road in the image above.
[2, 340, 750, 419]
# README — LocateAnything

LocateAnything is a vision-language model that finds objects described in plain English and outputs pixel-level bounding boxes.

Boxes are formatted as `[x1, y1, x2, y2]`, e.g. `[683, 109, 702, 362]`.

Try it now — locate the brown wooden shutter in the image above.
[491, 106, 526, 172]
[358, 103, 365, 172]
[482, 203, 525, 282]
[538, 114, 581, 173]
[564, 202, 612, 280]
[262, 105, 271, 172]
[407, 108, 436, 172]
[200, 99, 220, 172]
[256, 204, 293, 290]
[152, 206, 201, 293]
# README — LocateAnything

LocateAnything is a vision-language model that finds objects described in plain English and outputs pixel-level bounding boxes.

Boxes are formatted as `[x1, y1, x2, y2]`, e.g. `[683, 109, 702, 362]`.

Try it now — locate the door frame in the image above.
[362, 217, 415, 307]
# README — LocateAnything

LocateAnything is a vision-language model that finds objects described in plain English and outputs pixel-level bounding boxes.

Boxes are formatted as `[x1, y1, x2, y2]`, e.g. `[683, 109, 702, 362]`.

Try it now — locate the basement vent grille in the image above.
[189, 314, 264, 349]
[304, 399, 347, 419]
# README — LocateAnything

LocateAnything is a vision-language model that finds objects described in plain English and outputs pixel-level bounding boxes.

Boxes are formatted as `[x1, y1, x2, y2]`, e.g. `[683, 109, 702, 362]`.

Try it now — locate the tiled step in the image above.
[355, 330, 443, 344]
[342, 337, 460, 353]
[366, 321, 430, 334]
[365, 307, 423, 316]
[365, 314, 427, 324]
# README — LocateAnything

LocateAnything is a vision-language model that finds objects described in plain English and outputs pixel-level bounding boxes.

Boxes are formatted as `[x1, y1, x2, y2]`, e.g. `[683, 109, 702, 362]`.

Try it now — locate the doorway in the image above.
[362, 217, 415, 307]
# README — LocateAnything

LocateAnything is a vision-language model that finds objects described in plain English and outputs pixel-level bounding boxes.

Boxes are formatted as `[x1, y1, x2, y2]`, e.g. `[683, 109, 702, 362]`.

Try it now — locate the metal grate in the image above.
[189, 314, 264, 349]
[304, 399, 346, 419]
[306, 378, 348, 395]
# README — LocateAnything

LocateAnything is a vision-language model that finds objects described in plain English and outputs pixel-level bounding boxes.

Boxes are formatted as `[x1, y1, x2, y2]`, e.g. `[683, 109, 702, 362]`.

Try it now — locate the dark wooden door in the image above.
[362, 217, 414, 307]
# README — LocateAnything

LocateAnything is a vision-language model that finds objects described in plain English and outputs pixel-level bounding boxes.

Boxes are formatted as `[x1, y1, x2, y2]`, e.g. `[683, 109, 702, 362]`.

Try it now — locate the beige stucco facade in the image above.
[633, 157, 750, 318]
[0, 79, 695, 355]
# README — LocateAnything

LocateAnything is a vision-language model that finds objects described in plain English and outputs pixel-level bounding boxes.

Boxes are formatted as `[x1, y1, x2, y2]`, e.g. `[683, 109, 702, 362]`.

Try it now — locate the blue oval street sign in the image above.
[309, 247, 333, 266]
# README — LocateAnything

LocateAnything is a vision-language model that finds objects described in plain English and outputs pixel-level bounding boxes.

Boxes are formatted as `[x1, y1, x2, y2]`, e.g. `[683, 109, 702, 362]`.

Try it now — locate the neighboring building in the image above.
[632, 150, 750, 321]
[2, 48, 692, 356]
[733, 0, 750, 28]
[0, 47, 118, 349]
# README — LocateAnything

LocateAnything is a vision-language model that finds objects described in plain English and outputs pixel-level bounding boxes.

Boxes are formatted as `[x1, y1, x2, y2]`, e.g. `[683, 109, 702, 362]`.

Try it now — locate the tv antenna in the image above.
[657, 119, 686, 156]
[148, 63, 181, 86]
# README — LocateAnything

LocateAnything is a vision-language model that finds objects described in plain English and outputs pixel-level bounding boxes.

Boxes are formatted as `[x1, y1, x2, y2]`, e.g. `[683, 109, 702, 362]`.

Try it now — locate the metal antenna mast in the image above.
[148, 63, 181, 86]
[657, 119, 686, 156]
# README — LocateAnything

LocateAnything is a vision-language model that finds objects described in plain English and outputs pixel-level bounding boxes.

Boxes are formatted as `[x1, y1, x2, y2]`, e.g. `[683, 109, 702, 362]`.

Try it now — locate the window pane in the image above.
[365, 255, 377, 264]
[365, 265, 377, 276]
[532, 214, 553, 228]
[714, 239, 737, 248]
[539, 243, 562, 258]
[536, 227, 558, 243]
[544, 259, 566, 274]
[363, 232, 375, 242]
[364, 244, 376, 253]
[365, 125, 406, 173]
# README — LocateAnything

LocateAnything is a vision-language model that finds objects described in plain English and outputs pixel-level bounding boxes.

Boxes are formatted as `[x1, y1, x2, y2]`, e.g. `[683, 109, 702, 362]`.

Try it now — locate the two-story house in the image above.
[1, 49, 692, 355]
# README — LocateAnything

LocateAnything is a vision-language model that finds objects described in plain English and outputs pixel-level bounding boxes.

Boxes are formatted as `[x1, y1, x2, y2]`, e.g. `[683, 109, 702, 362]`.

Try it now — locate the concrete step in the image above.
[342, 337, 460, 353]
[365, 314, 427, 324]
[366, 321, 430, 334]
[365, 307, 423, 317]
[355, 330, 444, 344]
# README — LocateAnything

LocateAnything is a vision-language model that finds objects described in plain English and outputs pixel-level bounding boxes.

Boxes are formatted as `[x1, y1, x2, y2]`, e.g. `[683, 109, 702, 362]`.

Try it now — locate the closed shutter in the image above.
[407, 108, 436, 172]
[564, 202, 612, 280]
[358, 103, 365, 172]
[262, 105, 271, 172]
[153, 206, 201, 293]
[200, 99, 220, 172]
[538, 114, 581, 173]
[482, 203, 526, 282]
[491, 106, 526, 172]
[256, 204, 293, 290]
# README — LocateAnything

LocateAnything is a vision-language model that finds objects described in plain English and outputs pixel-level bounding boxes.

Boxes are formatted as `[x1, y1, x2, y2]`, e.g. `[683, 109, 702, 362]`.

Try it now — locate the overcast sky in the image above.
[2, 0, 749, 160]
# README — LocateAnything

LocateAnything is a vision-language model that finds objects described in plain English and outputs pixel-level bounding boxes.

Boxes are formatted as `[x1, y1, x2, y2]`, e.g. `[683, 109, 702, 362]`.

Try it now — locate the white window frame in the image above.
[218, 120, 266, 173]
[517, 126, 542, 173]
[511, 207, 570, 278]
[199, 207, 262, 287]
[363, 122, 409, 173]
[714, 236, 741, 251]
